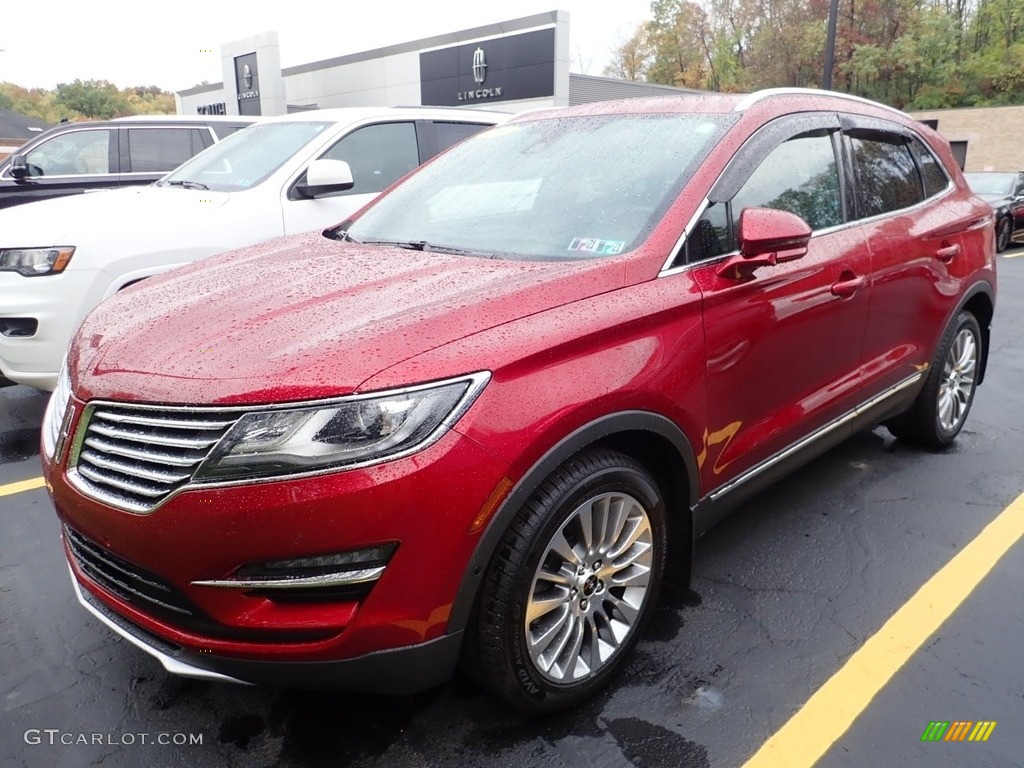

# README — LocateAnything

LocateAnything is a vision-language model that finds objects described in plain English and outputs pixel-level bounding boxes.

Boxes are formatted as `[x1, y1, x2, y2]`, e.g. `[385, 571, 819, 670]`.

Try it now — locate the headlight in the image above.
[42, 363, 73, 460]
[0, 247, 75, 276]
[194, 372, 490, 482]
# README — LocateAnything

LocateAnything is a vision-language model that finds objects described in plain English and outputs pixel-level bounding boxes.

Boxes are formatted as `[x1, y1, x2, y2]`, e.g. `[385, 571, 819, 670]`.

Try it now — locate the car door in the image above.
[281, 120, 422, 235]
[840, 118, 971, 395]
[684, 114, 872, 492]
[1, 127, 120, 206]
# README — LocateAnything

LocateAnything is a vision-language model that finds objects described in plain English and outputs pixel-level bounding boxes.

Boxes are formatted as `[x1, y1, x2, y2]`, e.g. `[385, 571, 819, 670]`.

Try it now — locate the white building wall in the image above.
[283, 53, 422, 110]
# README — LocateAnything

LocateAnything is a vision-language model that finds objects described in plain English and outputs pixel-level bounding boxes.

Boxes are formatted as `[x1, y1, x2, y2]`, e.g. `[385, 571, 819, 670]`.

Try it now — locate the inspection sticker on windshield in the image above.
[568, 238, 625, 255]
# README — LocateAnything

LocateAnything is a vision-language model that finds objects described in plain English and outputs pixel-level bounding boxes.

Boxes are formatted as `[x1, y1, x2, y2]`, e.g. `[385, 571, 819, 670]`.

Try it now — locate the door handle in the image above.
[831, 274, 866, 298]
[935, 244, 960, 262]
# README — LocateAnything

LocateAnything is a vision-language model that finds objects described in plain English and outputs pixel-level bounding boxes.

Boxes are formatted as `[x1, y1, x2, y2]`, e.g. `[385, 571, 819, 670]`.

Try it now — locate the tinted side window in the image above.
[687, 202, 730, 262]
[1015, 173, 1024, 197]
[907, 136, 948, 199]
[23, 129, 114, 176]
[127, 128, 194, 173]
[322, 122, 419, 196]
[432, 121, 490, 153]
[731, 131, 842, 235]
[849, 131, 924, 217]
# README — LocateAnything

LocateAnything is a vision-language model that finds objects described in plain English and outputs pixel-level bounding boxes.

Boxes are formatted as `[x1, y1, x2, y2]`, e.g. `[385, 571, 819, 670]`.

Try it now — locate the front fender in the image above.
[445, 409, 699, 634]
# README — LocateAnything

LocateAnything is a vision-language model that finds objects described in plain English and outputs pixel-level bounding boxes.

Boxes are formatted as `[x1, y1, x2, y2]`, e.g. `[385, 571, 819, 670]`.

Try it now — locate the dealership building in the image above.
[175, 10, 701, 117]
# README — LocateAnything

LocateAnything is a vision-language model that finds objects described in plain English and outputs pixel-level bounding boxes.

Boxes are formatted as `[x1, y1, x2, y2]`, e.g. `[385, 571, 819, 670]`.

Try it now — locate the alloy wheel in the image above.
[524, 491, 653, 683]
[937, 327, 978, 433]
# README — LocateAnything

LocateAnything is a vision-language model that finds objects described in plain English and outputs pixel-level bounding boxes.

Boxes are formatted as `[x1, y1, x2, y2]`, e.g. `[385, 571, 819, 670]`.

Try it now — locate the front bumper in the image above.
[46, 408, 510, 687]
[0, 268, 100, 390]
[71, 568, 463, 692]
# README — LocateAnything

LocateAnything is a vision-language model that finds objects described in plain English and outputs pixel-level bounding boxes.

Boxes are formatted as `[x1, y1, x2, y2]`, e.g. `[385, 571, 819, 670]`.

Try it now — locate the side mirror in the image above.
[716, 207, 812, 280]
[9, 154, 29, 180]
[294, 159, 354, 199]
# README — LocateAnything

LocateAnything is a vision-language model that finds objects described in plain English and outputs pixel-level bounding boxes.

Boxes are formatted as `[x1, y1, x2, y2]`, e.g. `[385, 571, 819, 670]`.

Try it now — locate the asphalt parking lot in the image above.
[2, 250, 1023, 768]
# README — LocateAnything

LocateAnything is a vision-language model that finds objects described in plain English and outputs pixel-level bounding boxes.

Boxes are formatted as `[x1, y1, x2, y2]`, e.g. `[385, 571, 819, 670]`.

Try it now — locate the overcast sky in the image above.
[0, 1, 652, 93]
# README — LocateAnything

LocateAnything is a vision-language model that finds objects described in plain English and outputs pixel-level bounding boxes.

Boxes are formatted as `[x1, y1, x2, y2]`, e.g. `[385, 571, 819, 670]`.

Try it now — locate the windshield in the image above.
[160, 121, 330, 192]
[344, 113, 736, 261]
[964, 172, 1016, 197]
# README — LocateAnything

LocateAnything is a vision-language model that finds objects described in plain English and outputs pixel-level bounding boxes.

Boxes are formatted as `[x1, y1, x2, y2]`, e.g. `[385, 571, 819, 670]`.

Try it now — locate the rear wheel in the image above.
[888, 311, 981, 447]
[469, 449, 666, 712]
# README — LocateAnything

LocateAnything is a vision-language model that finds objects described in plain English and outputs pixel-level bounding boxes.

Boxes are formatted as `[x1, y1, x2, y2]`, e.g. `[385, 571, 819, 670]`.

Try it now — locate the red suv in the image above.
[42, 89, 995, 712]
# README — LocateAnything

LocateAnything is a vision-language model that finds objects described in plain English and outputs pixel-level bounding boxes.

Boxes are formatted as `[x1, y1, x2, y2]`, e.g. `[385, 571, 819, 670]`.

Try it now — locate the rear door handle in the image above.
[935, 244, 960, 262]
[831, 274, 866, 298]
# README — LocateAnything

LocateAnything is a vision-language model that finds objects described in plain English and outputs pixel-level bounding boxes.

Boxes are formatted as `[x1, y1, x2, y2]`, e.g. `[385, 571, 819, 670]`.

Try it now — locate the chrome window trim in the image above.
[704, 371, 924, 504]
[66, 371, 492, 515]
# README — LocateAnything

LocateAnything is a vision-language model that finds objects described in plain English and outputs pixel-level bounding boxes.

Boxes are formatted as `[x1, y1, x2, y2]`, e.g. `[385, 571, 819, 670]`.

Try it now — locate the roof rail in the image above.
[734, 87, 907, 118]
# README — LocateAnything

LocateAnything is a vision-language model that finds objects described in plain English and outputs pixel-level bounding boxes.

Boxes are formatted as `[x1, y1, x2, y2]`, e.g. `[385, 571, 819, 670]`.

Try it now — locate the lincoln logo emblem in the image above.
[243, 63, 253, 90]
[471, 47, 487, 85]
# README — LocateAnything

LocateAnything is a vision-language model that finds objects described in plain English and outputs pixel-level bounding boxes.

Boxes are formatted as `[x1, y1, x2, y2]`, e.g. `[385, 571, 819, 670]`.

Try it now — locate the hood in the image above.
[0, 186, 231, 244]
[72, 232, 623, 404]
[974, 192, 1010, 207]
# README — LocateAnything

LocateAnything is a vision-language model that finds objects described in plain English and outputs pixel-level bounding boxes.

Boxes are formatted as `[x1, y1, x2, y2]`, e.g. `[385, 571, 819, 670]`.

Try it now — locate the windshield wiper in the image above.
[161, 179, 209, 190]
[327, 229, 360, 243]
[359, 239, 493, 257]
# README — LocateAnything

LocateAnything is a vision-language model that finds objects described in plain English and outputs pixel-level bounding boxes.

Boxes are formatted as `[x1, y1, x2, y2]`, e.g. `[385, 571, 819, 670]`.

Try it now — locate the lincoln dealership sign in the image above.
[420, 29, 555, 107]
[234, 53, 261, 115]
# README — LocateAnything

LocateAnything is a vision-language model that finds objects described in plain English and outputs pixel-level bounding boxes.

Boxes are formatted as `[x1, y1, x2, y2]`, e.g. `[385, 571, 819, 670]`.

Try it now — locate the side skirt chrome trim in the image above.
[69, 564, 250, 685]
[705, 372, 924, 503]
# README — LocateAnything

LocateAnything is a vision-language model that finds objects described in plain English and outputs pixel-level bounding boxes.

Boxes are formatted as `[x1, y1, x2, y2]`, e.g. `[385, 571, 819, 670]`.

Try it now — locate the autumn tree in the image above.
[612, 0, 1024, 108]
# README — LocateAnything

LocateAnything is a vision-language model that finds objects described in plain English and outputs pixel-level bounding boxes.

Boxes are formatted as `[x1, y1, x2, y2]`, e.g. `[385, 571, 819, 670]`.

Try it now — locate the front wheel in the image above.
[889, 311, 981, 447]
[469, 449, 667, 712]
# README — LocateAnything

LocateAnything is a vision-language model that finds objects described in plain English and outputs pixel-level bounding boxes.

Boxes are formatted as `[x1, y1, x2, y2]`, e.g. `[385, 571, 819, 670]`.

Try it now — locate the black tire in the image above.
[996, 216, 1011, 253]
[468, 449, 667, 713]
[888, 311, 981, 448]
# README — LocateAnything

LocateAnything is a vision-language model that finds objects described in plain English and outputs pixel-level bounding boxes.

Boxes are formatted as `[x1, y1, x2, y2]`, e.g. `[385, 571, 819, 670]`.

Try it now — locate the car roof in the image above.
[510, 87, 915, 126]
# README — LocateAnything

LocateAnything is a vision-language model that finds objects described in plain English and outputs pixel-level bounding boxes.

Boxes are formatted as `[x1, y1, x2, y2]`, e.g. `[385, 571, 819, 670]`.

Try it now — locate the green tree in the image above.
[54, 79, 133, 120]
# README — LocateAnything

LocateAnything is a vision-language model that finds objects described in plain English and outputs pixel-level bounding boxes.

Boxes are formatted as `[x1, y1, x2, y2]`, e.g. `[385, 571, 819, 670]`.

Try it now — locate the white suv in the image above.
[0, 107, 505, 389]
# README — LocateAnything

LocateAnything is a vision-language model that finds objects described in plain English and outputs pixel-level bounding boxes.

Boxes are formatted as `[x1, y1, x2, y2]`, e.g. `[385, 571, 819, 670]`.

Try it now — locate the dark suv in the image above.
[0, 115, 254, 208]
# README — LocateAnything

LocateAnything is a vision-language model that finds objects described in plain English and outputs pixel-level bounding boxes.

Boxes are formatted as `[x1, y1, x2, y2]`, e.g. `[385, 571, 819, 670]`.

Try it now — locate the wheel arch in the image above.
[957, 281, 995, 385]
[447, 410, 699, 635]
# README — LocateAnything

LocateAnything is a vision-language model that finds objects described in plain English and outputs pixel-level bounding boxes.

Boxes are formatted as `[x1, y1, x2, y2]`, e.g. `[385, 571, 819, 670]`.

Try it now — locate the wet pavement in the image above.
[2, 252, 1023, 768]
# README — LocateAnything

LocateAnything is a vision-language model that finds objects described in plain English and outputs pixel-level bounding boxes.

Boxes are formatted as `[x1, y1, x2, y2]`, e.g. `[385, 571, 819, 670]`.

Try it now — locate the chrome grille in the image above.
[69, 403, 239, 513]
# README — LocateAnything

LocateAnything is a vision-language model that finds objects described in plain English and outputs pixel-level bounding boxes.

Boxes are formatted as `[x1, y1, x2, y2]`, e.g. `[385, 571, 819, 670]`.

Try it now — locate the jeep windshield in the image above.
[159, 121, 330, 192]
[342, 113, 735, 261]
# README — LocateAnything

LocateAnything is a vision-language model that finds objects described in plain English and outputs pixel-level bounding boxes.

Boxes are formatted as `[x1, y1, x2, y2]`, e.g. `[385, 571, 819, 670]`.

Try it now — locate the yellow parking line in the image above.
[0, 477, 46, 497]
[742, 490, 1024, 768]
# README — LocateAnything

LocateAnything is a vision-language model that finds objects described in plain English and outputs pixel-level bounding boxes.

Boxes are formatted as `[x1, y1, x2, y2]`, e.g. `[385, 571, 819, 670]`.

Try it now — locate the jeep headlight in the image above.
[194, 373, 489, 482]
[0, 247, 75, 276]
